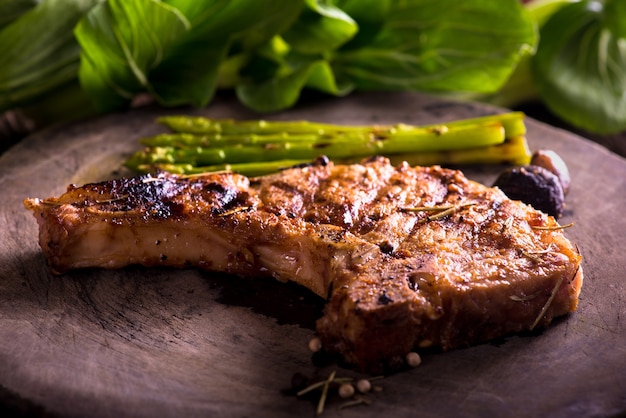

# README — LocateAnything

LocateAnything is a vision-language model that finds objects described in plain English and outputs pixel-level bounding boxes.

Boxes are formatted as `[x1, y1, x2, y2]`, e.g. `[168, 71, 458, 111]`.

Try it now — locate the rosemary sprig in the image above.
[94, 194, 129, 204]
[85, 207, 129, 216]
[530, 276, 564, 331]
[296, 376, 353, 397]
[531, 222, 574, 231]
[316, 370, 336, 415]
[509, 291, 541, 302]
[215, 206, 253, 217]
[500, 216, 514, 232]
[295, 372, 385, 415]
[38, 199, 64, 206]
[401, 205, 454, 213]
[526, 244, 556, 255]
[339, 396, 372, 409]
[521, 250, 543, 263]
[402, 202, 475, 221]
[427, 203, 474, 221]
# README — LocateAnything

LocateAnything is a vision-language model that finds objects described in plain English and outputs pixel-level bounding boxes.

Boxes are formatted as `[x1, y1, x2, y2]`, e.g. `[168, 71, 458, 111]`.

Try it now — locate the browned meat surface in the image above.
[24, 157, 583, 372]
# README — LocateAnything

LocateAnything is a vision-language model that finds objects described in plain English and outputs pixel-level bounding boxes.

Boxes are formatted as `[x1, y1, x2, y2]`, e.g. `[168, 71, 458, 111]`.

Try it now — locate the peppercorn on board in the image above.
[2, 92, 625, 417]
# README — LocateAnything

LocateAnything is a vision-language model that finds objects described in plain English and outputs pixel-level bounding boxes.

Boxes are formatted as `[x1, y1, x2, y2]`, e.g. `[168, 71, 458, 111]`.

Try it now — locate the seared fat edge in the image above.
[24, 157, 583, 372]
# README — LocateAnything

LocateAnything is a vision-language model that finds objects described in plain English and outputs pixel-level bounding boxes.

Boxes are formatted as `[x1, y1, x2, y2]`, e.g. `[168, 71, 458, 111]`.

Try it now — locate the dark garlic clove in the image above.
[530, 149, 571, 195]
[493, 165, 565, 218]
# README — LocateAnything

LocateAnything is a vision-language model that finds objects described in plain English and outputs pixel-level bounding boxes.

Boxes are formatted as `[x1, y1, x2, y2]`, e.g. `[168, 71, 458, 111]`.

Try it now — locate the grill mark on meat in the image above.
[67, 173, 190, 219]
[262, 180, 310, 218]
[202, 181, 252, 216]
[24, 157, 583, 373]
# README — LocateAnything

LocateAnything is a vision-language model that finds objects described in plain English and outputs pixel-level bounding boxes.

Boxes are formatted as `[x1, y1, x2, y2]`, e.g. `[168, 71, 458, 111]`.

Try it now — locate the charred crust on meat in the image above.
[286, 155, 330, 170]
[267, 180, 307, 203]
[82, 173, 187, 219]
[377, 291, 393, 305]
[362, 155, 383, 164]
[378, 241, 395, 255]
[326, 281, 334, 300]
[569, 264, 581, 285]
[203, 182, 250, 213]
[407, 271, 437, 292]
[315, 155, 330, 166]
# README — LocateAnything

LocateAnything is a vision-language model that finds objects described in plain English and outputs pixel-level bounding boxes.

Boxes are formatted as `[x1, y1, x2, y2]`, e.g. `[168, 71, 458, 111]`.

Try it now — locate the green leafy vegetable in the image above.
[333, 0, 391, 50]
[75, 0, 191, 112]
[531, 0, 626, 134]
[0, 0, 99, 112]
[282, 0, 358, 54]
[73, 0, 536, 114]
[237, 0, 536, 112]
[154, 0, 302, 108]
[481, 0, 626, 135]
[75, 0, 303, 111]
[231, 0, 359, 111]
[333, 0, 536, 93]
[237, 59, 351, 112]
[0, 0, 39, 30]
[0, 0, 539, 133]
[477, 0, 575, 109]
[3, 0, 622, 139]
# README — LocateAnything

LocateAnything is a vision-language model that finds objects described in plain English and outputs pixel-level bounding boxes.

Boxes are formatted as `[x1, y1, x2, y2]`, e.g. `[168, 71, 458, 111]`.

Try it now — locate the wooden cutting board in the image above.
[1, 92, 625, 418]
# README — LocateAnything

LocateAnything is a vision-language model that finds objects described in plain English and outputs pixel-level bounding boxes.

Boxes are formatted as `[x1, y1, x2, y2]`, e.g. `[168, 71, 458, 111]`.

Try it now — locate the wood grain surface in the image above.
[1, 92, 625, 418]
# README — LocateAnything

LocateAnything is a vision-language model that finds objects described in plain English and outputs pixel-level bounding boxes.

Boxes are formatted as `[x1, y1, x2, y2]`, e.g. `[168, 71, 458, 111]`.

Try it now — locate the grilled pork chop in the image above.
[24, 157, 583, 372]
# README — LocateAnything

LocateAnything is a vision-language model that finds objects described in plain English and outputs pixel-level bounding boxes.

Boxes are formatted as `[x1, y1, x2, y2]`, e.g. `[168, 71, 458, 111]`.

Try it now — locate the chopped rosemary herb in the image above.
[531, 222, 574, 231]
[296, 376, 353, 397]
[295, 371, 385, 415]
[500, 216, 514, 232]
[339, 396, 372, 409]
[39, 199, 63, 206]
[428, 202, 475, 221]
[509, 291, 541, 302]
[526, 243, 556, 255]
[85, 207, 129, 216]
[216, 206, 253, 217]
[401, 202, 475, 221]
[316, 370, 336, 415]
[401, 205, 454, 212]
[530, 276, 563, 331]
[94, 194, 129, 204]
[521, 250, 543, 263]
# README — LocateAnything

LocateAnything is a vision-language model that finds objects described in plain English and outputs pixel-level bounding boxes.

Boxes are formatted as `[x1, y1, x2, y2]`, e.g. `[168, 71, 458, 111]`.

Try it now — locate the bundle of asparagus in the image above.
[125, 112, 531, 176]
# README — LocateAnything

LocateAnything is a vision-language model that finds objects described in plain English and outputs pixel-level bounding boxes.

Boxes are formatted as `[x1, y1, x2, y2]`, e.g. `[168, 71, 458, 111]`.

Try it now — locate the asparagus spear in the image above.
[133, 137, 530, 177]
[389, 136, 531, 167]
[140, 116, 519, 150]
[126, 112, 531, 175]
[155, 111, 526, 138]
[133, 123, 505, 166]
